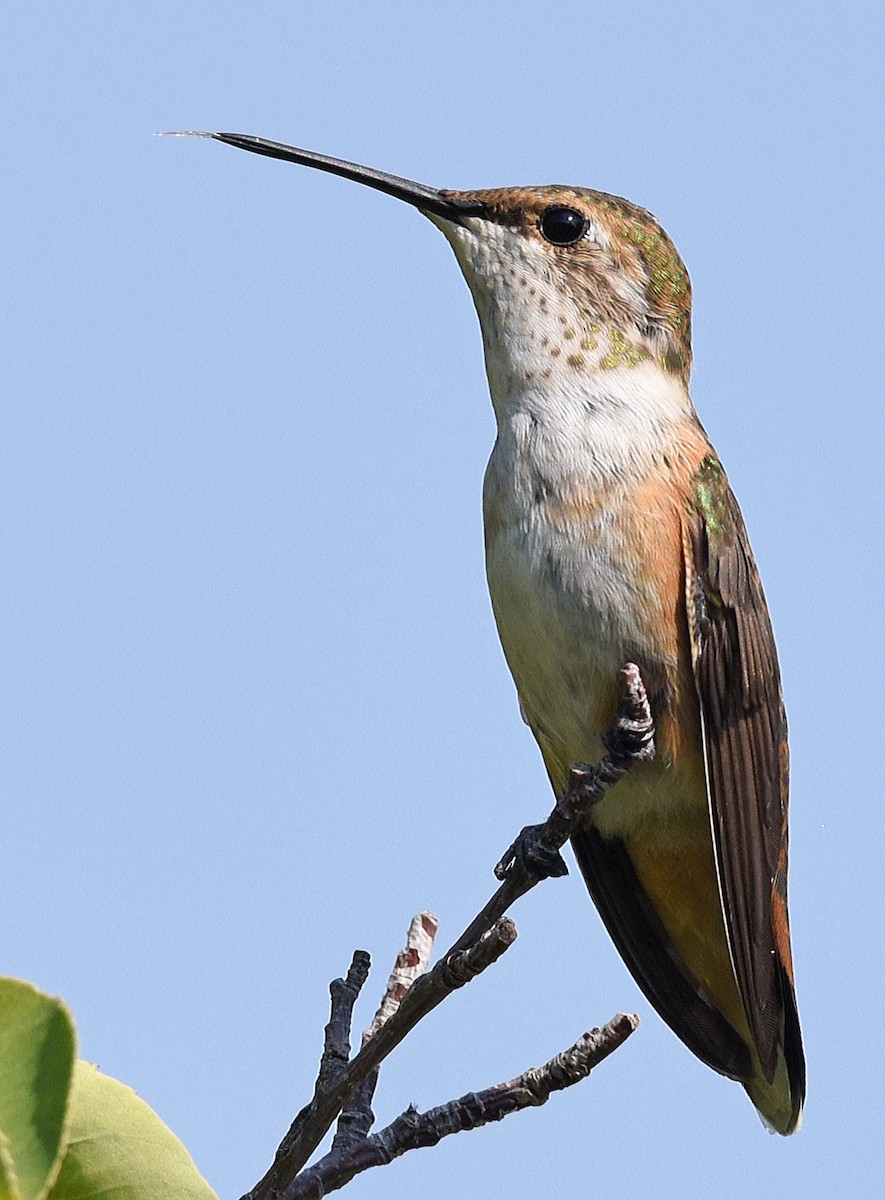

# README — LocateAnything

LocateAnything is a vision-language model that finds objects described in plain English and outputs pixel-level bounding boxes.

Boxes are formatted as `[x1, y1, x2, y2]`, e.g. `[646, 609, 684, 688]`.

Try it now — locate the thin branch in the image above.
[364, 910, 439, 1043]
[332, 912, 439, 1153]
[243, 664, 654, 1200]
[316, 951, 371, 1096]
[286, 1014, 640, 1199]
[244, 920, 517, 1200]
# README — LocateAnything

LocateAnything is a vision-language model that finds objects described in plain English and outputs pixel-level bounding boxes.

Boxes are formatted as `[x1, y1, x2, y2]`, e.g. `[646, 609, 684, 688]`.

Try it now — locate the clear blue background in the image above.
[3, 3, 882, 1197]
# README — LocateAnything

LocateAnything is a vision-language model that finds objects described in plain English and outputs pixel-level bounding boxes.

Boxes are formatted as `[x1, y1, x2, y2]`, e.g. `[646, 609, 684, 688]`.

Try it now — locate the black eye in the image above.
[539, 206, 587, 246]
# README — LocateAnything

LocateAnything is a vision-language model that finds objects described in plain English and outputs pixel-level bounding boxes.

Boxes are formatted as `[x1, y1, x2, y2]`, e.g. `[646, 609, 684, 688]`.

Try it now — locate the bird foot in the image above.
[494, 823, 569, 883]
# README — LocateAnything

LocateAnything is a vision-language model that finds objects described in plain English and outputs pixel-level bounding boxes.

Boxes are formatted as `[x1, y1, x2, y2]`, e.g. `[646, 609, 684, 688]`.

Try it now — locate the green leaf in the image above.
[49, 1062, 217, 1200]
[0, 977, 77, 1200]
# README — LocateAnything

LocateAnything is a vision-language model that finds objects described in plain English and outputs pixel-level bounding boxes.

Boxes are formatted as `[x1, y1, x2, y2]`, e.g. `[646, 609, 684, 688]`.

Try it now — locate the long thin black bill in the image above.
[167, 131, 486, 223]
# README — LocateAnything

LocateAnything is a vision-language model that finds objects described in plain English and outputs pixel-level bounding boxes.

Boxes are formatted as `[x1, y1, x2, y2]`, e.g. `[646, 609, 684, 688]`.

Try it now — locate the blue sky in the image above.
[3, 2, 883, 1197]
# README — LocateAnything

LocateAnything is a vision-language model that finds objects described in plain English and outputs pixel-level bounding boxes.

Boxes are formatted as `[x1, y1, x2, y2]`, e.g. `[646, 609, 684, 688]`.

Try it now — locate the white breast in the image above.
[436, 211, 704, 835]
[484, 431, 640, 765]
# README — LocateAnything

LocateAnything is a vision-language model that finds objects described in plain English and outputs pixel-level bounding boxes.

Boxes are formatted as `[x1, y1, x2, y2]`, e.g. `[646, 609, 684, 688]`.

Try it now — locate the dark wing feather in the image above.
[685, 456, 802, 1087]
[571, 826, 752, 1079]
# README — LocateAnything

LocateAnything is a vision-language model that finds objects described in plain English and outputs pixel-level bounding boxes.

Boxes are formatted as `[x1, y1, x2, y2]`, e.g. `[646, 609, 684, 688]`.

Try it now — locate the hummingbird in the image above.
[186, 131, 806, 1133]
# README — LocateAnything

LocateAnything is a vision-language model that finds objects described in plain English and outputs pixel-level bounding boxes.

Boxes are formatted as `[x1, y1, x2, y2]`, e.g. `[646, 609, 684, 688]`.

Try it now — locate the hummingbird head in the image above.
[427, 184, 692, 389]
[195, 133, 692, 390]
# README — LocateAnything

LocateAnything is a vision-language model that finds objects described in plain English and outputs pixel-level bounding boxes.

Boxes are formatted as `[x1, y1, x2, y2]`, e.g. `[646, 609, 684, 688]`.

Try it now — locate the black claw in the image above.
[495, 823, 569, 882]
[602, 718, 655, 763]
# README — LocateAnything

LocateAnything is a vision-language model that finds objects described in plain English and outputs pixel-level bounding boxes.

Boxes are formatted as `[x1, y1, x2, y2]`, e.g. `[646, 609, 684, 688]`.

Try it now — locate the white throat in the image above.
[431, 214, 695, 485]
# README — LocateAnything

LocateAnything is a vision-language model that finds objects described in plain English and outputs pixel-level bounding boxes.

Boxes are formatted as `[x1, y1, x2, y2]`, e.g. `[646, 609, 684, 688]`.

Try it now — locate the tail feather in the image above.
[745, 960, 805, 1134]
[572, 825, 805, 1133]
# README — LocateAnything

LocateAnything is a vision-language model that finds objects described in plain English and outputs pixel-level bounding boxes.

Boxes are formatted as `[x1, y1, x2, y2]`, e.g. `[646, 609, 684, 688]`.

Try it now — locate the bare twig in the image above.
[243, 664, 654, 1200]
[286, 1014, 640, 1199]
[244, 921, 517, 1200]
[364, 910, 439, 1043]
[332, 912, 439, 1153]
[316, 951, 371, 1096]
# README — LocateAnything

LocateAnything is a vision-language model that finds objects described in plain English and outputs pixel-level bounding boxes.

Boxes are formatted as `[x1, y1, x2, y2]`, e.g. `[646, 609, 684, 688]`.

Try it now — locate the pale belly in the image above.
[484, 496, 708, 845]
